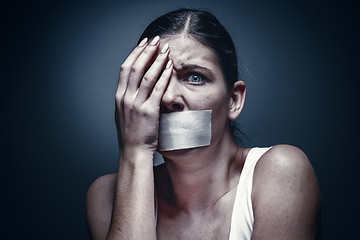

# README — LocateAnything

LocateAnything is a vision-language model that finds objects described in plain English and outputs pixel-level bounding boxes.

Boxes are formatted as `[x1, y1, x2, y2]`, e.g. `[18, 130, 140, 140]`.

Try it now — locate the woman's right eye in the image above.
[185, 73, 207, 85]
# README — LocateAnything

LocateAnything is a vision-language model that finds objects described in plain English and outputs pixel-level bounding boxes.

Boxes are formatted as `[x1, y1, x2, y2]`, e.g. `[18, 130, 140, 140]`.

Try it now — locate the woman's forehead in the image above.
[160, 35, 220, 69]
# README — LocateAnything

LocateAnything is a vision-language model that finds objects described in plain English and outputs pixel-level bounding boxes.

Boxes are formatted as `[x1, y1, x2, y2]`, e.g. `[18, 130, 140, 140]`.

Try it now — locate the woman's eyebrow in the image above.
[174, 64, 210, 71]
[174, 64, 212, 73]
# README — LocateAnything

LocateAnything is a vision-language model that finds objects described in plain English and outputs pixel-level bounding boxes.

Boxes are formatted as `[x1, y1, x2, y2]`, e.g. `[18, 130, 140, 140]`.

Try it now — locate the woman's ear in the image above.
[228, 81, 246, 120]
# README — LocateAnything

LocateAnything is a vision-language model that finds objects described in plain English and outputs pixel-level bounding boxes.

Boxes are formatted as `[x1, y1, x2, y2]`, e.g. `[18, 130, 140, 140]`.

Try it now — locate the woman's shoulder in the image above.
[87, 173, 117, 210]
[251, 144, 320, 208]
[251, 144, 320, 237]
[254, 144, 311, 173]
[87, 173, 117, 199]
[86, 173, 117, 239]
[252, 144, 316, 188]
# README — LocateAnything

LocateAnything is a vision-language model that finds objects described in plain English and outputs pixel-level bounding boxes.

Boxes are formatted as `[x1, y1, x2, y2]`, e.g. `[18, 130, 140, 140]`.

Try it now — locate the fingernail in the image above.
[161, 43, 169, 54]
[166, 59, 172, 69]
[150, 36, 160, 46]
[138, 38, 148, 47]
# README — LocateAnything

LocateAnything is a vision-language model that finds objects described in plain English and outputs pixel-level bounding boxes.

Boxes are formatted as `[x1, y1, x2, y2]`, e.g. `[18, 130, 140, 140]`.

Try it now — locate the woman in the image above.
[86, 9, 320, 240]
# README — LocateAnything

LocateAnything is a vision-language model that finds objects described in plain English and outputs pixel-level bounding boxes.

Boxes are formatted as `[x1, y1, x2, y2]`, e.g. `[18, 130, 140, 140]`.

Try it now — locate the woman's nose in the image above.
[160, 76, 184, 113]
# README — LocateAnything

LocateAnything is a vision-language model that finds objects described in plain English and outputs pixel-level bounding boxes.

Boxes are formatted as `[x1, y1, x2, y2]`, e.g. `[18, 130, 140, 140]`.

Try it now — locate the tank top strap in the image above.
[228, 147, 272, 240]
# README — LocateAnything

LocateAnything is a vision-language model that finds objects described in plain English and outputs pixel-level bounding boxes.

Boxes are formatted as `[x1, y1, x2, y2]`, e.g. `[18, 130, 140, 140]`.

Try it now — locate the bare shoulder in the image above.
[86, 173, 117, 240]
[251, 145, 321, 239]
[254, 144, 316, 182]
[253, 144, 320, 201]
[87, 173, 117, 208]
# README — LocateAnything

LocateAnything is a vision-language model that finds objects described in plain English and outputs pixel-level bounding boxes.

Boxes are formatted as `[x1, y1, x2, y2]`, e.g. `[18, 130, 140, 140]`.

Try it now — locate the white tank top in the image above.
[228, 147, 271, 240]
[155, 147, 271, 239]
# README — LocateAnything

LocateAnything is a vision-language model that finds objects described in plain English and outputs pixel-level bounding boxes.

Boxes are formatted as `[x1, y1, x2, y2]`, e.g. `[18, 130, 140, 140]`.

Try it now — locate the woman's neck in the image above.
[161, 132, 245, 214]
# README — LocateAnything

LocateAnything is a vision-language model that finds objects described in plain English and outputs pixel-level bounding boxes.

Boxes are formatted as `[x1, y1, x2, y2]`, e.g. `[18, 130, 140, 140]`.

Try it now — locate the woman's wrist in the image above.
[119, 147, 155, 169]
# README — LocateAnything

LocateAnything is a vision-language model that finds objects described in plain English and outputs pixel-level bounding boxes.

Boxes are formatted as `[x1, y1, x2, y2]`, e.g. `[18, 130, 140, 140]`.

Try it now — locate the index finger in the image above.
[116, 38, 148, 94]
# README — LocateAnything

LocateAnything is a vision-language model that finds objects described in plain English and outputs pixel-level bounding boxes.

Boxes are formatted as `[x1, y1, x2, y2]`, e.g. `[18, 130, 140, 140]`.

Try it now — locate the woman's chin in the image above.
[159, 146, 207, 160]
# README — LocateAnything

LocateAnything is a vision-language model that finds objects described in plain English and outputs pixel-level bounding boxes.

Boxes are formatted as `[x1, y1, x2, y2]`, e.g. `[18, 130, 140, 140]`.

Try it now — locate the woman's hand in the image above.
[115, 36, 173, 163]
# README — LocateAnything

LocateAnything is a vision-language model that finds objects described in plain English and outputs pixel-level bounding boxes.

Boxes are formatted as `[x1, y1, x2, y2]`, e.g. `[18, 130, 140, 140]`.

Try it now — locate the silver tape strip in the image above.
[158, 110, 212, 151]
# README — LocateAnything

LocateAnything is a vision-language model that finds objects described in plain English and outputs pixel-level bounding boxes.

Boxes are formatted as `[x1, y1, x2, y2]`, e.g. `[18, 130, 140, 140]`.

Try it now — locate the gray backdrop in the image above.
[4, 0, 359, 239]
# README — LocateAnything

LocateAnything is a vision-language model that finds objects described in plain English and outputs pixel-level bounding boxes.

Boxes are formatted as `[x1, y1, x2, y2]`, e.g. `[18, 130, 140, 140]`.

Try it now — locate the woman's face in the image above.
[158, 35, 232, 153]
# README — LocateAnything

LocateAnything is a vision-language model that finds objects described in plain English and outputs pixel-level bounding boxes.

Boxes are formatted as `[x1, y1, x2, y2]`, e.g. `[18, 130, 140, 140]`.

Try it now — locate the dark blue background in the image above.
[3, 0, 359, 239]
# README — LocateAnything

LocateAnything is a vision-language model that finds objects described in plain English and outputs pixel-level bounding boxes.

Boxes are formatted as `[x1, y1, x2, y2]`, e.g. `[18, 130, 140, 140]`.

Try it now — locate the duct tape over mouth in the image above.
[158, 110, 212, 151]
